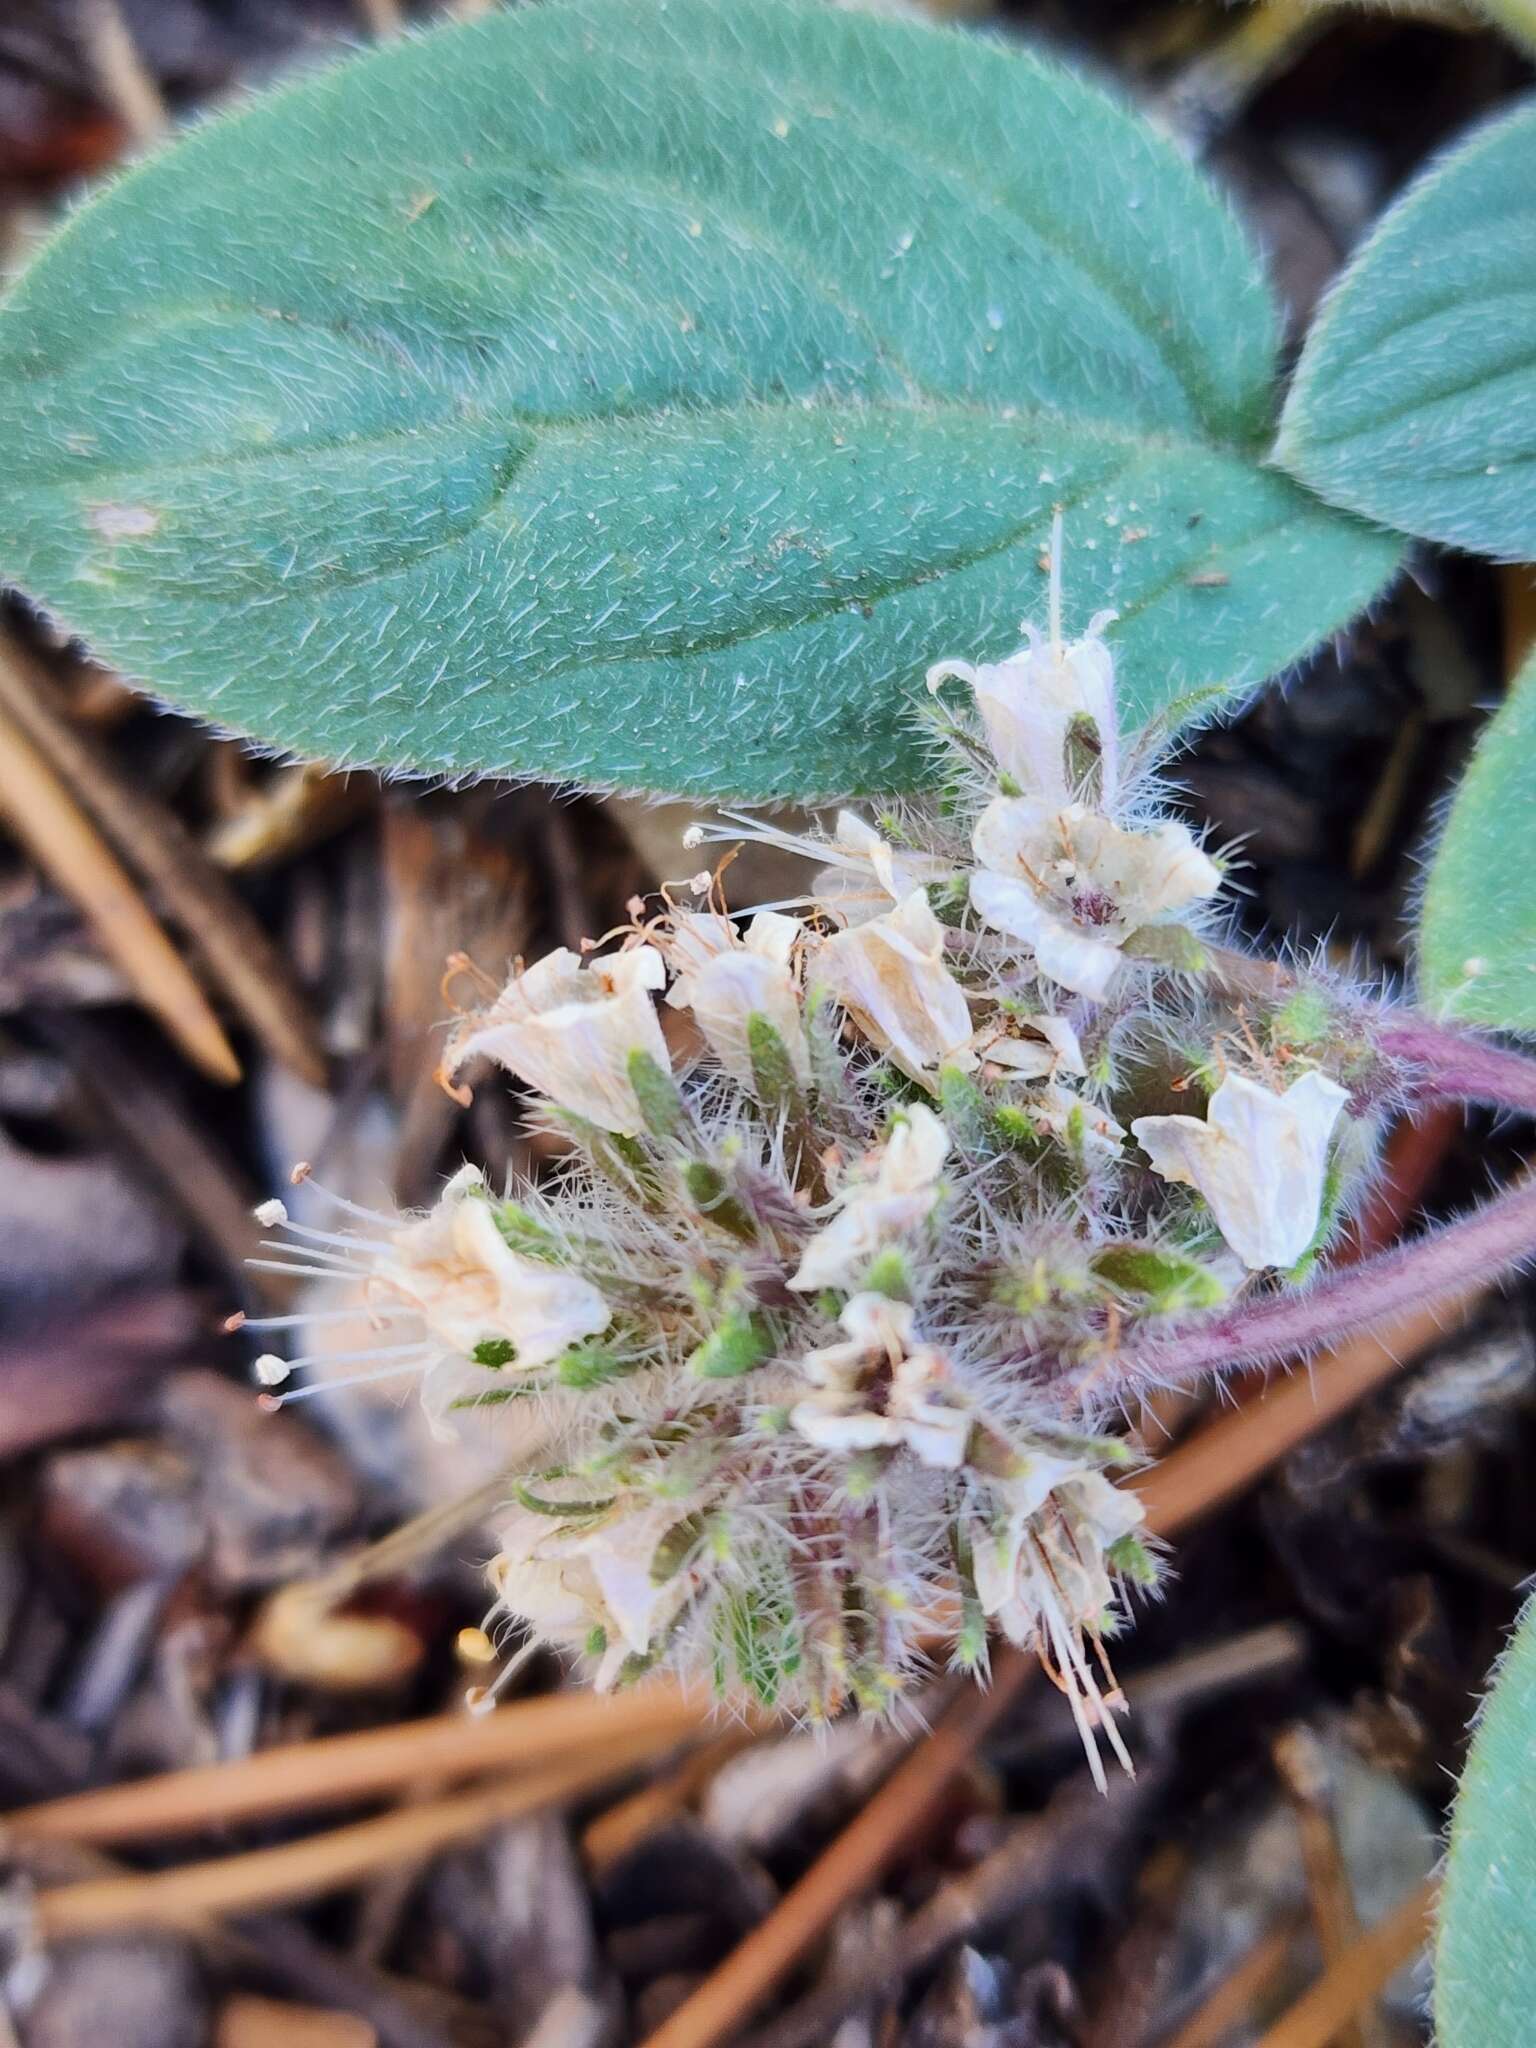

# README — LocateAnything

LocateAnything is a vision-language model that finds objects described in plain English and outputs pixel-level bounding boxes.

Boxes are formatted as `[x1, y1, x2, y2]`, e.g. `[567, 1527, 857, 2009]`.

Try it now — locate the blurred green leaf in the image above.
[1419, 644, 1536, 1029]
[1436, 1591, 1536, 2046]
[1277, 96, 1536, 560]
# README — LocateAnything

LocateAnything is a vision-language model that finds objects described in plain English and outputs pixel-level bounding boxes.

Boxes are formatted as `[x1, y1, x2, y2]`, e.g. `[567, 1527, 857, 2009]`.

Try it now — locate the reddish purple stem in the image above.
[1370, 1011, 1536, 1116]
[1121, 1173, 1536, 1391]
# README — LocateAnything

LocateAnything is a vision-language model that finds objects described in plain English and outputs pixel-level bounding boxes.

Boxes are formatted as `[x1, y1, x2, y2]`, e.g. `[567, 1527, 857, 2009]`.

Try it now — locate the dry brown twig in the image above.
[8, 1683, 707, 1847]
[216, 1995, 377, 2048]
[1158, 1915, 1309, 2048]
[581, 1728, 759, 1877]
[75, 0, 167, 143]
[0, 698, 241, 1083]
[0, 636, 327, 1086]
[1253, 1878, 1435, 2048]
[31, 1730, 679, 1936]
[1273, 1727, 1380, 2048]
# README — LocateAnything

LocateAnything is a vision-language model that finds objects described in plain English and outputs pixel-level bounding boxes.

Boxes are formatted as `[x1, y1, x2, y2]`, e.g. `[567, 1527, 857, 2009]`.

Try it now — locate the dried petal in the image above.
[817, 890, 974, 1084]
[447, 946, 671, 1134]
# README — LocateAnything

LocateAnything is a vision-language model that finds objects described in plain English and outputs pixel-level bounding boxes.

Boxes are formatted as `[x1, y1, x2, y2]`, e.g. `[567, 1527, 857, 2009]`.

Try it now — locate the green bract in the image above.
[0, 0, 1397, 798]
[1436, 1593, 1536, 2047]
[1420, 644, 1536, 1030]
[1277, 95, 1536, 561]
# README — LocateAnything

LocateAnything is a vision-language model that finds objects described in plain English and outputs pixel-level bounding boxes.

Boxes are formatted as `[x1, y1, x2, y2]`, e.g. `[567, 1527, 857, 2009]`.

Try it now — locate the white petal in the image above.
[970, 794, 1057, 878]
[744, 911, 802, 967]
[1066, 813, 1220, 925]
[790, 1401, 902, 1454]
[1133, 1070, 1348, 1269]
[969, 872, 1121, 1000]
[931, 626, 1119, 807]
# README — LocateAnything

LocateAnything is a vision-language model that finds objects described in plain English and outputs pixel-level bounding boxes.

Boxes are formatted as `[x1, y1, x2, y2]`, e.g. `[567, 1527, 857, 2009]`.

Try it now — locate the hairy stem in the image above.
[1119, 1171, 1536, 1393]
[1370, 1011, 1536, 1118]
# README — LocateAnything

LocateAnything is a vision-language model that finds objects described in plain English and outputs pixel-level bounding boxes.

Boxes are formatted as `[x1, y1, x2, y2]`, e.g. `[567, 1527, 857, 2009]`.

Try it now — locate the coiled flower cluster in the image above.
[248, 534, 1372, 1781]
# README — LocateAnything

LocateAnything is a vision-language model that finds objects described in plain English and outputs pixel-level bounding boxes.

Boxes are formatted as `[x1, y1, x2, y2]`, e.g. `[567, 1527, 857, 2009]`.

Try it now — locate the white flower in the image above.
[811, 811, 951, 926]
[663, 909, 810, 1092]
[1131, 1069, 1350, 1270]
[790, 1104, 950, 1292]
[928, 615, 1119, 808]
[970, 798, 1220, 1001]
[377, 1166, 610, 1365]
[976, 1012, 1085, 1082]
[790, 1292, 970, 1469]
[492, 1495, 703, 1689]
[816, 889, 974, 1085]
[446, 945, 671, 1135]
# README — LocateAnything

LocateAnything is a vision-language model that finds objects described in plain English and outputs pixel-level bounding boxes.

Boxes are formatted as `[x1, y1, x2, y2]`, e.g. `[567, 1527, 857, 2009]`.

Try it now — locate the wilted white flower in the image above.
[492, 1494, 705, 1689]
[791, 1293, 970, 1469]
[663, 909, 810, 1091]
[791, 1103, 950, 1292]
[811, 811, 952, 926]
[970, 799, 1220, 1000]
[927, 518, 1118, 806]
[376, 1166, 610, 1365]
[816, 889, 974, 1085]
[928, 620, 1118, 807]
[1024, 1083, 1127, 1163]
[976, 1011, 1086, 1082]
[969, 1461, 1144, 1787]
[244, 1166, 611, 1441]
[1132, 1070, 1350, 1270]
[447, 945, 670, 1135]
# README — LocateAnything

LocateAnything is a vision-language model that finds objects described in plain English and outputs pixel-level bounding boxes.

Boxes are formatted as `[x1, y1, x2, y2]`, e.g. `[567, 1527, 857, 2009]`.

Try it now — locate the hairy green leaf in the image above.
[1436, 1592, 1536, 2046]
[1419, 645, 1536, 1029]
[0, 0, 1398, 796]
[1277, 96, 1536, 560]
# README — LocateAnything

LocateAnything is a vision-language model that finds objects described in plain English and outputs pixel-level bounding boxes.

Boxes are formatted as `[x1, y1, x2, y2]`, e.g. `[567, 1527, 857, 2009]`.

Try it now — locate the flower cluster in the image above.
[248, 529, 1372, 1779]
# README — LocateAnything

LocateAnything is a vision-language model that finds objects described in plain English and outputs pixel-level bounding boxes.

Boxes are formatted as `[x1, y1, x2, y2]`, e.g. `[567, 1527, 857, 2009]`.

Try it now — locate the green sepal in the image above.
[1107, 1532, 1159, 1587]
[1064, 710, 1107, 807]
[550, 1109, 660, 1201]
[1281, 1151, 1348, 1286]
[687, 1307, 773, 1380]
[491, 1201, 562, 1262]
[650, 1513, 708, 1584]
[862, 1247, 912, 1301]
[993, 1104, 1050, 1160]
[513, 1475, 615, 1519]
[714, 1569, 801, 1710]
[1091, 1243, 1229, 1313]
[682, 1158, 757, 1241]
[628, 1048, 686, 1141]
[747, 1012, 804, 1118]
[937, 1064, 993, 1155]
[1267, 986, 1336, 1052]
[1120, 923, 1208, 972]
[950, 1523, 989, 1674]
[555, 1342, 635, 1390]
[991, 1253, 1092, 1316]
